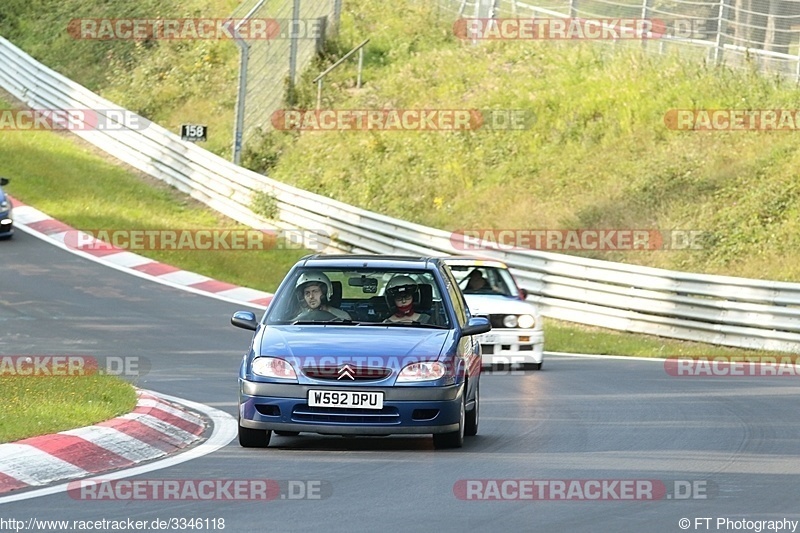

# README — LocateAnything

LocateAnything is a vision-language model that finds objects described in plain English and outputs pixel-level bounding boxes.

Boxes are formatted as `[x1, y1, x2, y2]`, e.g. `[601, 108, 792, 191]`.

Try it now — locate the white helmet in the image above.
[385, 275, 418, 305]
[296, 271, 332, 301]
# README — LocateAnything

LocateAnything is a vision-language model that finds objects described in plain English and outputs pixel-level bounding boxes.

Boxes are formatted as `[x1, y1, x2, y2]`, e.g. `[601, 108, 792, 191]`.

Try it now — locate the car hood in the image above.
[257, 326, 450, 362]
[463, 294, 539, 316]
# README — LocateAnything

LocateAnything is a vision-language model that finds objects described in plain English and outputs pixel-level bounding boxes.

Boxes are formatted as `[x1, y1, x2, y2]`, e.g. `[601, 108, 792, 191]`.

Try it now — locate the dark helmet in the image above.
[385, 275, 418, 306]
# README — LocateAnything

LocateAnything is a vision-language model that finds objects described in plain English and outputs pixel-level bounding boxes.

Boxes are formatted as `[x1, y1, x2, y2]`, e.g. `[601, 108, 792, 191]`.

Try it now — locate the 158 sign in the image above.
[181, 124, 207, 142]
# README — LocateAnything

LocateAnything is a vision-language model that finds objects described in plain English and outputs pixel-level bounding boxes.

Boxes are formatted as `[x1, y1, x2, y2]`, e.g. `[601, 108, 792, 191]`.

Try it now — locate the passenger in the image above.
[294, 272, 351, 320]
[383, 275, 430, 324]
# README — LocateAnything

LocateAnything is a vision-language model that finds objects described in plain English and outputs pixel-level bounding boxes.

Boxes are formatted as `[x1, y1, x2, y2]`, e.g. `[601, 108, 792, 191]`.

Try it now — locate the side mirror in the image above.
[519, 288, 528, 300]
[0, 178, 9, 186]
[231, 310, 258, 331]
[461, 316, 491, 337]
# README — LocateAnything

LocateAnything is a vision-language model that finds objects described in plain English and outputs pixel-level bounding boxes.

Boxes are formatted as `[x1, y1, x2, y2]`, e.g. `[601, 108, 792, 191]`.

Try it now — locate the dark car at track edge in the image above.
[0, 177, 13, 239]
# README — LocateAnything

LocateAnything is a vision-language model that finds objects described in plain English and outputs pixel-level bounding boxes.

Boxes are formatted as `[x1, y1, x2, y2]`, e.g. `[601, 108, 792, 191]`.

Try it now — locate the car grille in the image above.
[302, 365, 392, 381]
[292, 405, 400, 424]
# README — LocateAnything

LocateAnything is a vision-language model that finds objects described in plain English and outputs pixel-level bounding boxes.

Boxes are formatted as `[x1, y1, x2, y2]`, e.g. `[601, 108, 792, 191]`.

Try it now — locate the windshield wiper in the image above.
[380, 322, 449, 329]
[291, 319, 364, 325]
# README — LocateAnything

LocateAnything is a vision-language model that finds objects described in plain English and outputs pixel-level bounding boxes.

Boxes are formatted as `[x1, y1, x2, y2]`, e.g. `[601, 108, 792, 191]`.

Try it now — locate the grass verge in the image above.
[543, 318, 786, 358]
[0, 375, 136, 443]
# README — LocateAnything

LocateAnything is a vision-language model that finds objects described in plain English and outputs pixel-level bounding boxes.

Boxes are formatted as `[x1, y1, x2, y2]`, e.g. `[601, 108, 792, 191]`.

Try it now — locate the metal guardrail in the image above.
[2, 35, 800, 352]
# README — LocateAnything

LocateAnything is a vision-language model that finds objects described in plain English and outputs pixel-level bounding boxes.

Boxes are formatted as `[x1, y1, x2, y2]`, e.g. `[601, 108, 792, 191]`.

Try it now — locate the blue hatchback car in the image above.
[231, 255, 491, 449]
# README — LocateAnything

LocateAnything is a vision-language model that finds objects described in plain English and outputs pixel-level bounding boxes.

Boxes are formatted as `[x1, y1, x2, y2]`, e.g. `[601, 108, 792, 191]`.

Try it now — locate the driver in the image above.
[464, 269, 495, 293]
[294, 272, 351, 320]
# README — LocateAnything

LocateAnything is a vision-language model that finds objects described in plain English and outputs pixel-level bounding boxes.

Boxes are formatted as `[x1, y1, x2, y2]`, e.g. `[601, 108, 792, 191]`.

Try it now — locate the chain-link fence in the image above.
[228, 0, 341, 161]
[438, 0, 800, 79]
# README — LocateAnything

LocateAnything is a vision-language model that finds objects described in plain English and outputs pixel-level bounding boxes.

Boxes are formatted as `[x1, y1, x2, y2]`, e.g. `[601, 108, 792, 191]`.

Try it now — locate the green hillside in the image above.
[2, 0, 800, 282]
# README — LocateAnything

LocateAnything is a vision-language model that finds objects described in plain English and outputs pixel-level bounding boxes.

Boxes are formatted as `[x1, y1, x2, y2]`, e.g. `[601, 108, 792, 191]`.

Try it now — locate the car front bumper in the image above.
[239, 380, 464, 435]
[478, 329, 544, 364]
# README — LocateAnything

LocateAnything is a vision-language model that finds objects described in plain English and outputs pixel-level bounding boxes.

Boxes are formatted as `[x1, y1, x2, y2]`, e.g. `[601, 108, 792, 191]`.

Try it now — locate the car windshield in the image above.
[265, 268, 451, 327]
[449, 265, 516, 297]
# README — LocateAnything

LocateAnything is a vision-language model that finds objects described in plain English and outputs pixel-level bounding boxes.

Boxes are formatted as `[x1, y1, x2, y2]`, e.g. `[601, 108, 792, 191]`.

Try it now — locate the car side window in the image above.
[441, 267, 468, 327]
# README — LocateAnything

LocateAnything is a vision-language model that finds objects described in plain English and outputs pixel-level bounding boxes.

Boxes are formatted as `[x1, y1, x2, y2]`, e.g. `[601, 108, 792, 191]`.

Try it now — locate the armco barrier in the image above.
[2, 35, 800, 352]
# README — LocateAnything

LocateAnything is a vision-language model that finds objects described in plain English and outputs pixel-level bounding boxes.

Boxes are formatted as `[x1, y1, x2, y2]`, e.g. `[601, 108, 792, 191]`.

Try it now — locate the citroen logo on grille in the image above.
[337, 364, 355, 380]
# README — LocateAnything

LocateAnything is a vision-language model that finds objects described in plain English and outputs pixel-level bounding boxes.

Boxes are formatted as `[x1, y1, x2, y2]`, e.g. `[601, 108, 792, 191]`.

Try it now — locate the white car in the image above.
[445, 257, 544, 370]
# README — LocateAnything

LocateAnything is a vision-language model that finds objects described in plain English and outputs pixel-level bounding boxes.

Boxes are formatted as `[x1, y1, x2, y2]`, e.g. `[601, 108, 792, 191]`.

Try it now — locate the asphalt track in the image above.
[2, 229, 800, 533]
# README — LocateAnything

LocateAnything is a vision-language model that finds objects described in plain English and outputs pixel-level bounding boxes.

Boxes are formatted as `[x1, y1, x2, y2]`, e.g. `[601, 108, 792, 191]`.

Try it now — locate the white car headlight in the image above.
[396, 361, 447, 382]
[503, 315, 518, 328]
[252, 357, 297, 380]
[517, 314, 535, 329]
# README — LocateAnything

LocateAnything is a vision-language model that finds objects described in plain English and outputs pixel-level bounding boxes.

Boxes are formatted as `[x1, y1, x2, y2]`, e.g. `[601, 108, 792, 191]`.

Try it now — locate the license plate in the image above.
[308, 390, 384, 409]
[481, 333, 499, 344]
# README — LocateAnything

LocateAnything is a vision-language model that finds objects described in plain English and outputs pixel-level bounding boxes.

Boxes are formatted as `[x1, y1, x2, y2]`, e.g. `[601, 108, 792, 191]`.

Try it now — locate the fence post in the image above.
[313, 39, 370, 110]
[796, 54, 800, 82]
[640, 0, 653, 49]
[230, 0, 267, 165]
[287, 0, 302, 106]
[714, 0, 727, 64]
[333, 0, 343, 31]
[232, 42, 249, 166]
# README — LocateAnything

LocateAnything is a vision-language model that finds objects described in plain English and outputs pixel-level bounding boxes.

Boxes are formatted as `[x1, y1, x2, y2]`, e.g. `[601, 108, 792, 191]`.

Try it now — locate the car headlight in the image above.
[396, 361, 447, 382]
[251, 357, 297, 380]
[517, 314, 535, 329]
[503, 315, 518, 328]
[0, 201, 8, 211]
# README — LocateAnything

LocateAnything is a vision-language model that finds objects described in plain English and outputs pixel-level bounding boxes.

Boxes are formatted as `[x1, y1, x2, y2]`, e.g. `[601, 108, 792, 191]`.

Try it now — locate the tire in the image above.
[433, 392, 465, 449]
[274, 431, 300, 437]
[238, 421, 272, 448]
[522, 361, 542, 371]
[465, 380, 479, 437]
